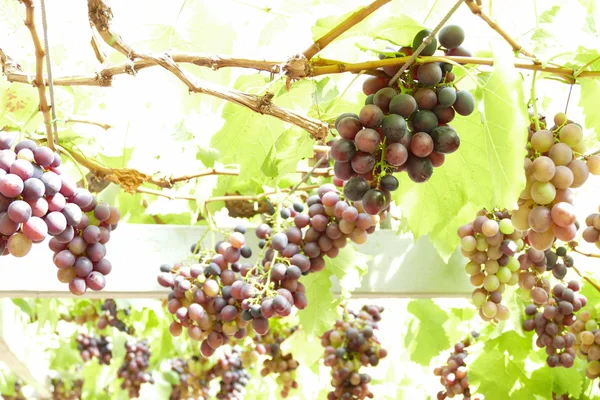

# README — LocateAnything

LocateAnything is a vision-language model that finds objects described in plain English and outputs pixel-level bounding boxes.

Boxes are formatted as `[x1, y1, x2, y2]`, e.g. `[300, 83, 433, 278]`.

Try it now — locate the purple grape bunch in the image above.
[117, 339, 153, 398]
[0, 134, 120, 295]
[332, 25, 474, 198]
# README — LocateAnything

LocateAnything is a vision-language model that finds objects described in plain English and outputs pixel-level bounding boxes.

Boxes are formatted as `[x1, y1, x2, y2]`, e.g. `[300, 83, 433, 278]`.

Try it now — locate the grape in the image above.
[437, 86, 457, 107]
[355, 129, 381, 153]
[336, 117, 362, 141]
[381, 114, 407, 143]
[549, 143, 572, 166]
[351, 152, 377, 174]
[33, 146, 54, 166]
[362, 189, 386, 215]
[362, 76, 389, 96]
[333, 161, 354, 181]
[330, 139, 356, 162]
[417, 63, 443, 86]
[21, 178, 45, 201]
[86, 271, 106, 291]
[587, 155, 600, 175]
[410, 132, 434, 157]
[531, 129, 554, 152]
[412, 29, 437, 56]
[530, 181, 556, 205]
[74, 257, 93, 277]
[446, 47, 473, 57]
[0, 174, 24, 198]
[373, 87, 397, 113]
[453, 90, 475, 116]
[551, 165, 574, 189]
[94, 259, 112, 275]
[385, 143, 408, 166]
[359, 105, 384, 129]
[46, 211, 67, 235]
[438, 25, 465, 49]
[567, 159, 589, 188]
[406, 156, 433, 183]
[10, 159, 34, 180]
[413, 88, 437, 110]
[430, 126, 460, 154]
[528, 206, 552, 232]
[558, 123, 583, 147]
[0, 132, 15, 150]
[531, 156, 556, 182]
[0, 212, 18, 235]
[389, 94, 417, 117]
[7, 233, 32, 257]
[343, 176, 370, 201]
[411, 110, 438, 134]
[550, 202, 576, 227]
[380, 175, 399, 191]
[41, 171, 61, 196]
[22, 216, 47, 242]
[365, 94, 374, 105]
[7, 200, 31, 223]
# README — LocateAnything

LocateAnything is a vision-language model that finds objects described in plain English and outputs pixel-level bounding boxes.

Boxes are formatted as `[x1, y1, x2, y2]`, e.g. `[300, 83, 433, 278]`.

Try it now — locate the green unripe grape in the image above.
[471, 290, 487, 307]
[483, 274, 500, 292]
[586, 320, 599, 331]
[461, 236, 477, 252]
[499, 218, 515, 235]
[465, 261, 481, 275]
[507, 271, 519, 286]
[496, 266, 512, 283]
[481, 301, 497, 318]
[476, 235, 488, 251]
[412, 29, 438, 56]
[507, 256, 520, 272]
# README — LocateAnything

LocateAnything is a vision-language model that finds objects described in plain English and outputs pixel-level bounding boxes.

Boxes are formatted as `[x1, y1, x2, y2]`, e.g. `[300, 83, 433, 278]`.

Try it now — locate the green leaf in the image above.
[325, 244, 369, 296]
[280, 329, 323, 367]
[393, 46, 529, 258]
[405, 300, 450, 365]
[579, 78, 600, 140]
[196, 145, 220, 168]
[153, 376, 174, 400]
[374, 14, 423, 47]
[551, 366, 583, 398]
[261, 128, 314, 178]
[11, 299, 35, 319]
[297, 270, 340, 337]
[162, 370, 181, 385]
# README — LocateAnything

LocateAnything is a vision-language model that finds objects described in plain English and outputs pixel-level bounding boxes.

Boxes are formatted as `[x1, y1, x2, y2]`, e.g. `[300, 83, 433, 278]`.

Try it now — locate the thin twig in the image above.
[40, 0, 59, 147]
[388, 0, 465, 86]
[302, 0, 391, 60]
[464, 0, 536, 59]
[18, 0, 55, 150]
[89, 22, 106, 63]
[65, 117, 112, 130]
[136, 186, 196, 201]
[571, 246, 600, 259]
[205, 185, 320, 204]
[570, 264, 600, 295]
[582, 149, 600, 160]
[291, 154, 330, 194]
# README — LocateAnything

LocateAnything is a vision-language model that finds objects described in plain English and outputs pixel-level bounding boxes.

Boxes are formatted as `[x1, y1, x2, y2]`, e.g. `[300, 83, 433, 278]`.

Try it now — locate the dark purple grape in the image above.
[439, 25, 465, 49]
[417, 63, 443, 86]
[271, 232, 288, 251]
[437, 87, 457, 107]
[380, 175, 399, 191]
[21, 178, 45, 201]
[411, 110, 438, 134]
[334, 161, 354, 181]
[41, 171, 61, 196]
[330, 139, 357, 163]
[362, 189, 386, 215]
[446, 47, 473, 57]
[343, 176, 370, 201]
[433, 105, 455, 123]
[359, 105, 384, 129]
[453, 90, 475, 116]
[336, 117, 362, 141]
[430, 125, 460, 154]
[252, 317, 270, 335]
[381, 114, 407, 143]
[351, 152, 377, 174]
[373, 87, 397, 113]
[335, 113, 359, 130]
[389, 94, 417, 117]
[385, 143, 408, 166]
[74, 257, 93, 277]
[413, 89, 437, 110]
[406, 156, 433, 183]
[355, 129, 381, 153]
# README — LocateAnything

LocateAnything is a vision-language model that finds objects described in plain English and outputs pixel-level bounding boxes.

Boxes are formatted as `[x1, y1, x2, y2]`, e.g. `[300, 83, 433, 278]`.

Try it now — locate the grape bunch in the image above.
[157, 225, 255, 356]
[321, 305, 387, 399]
[331, 25, 474, 195]
[0, 135, 120, 295]
[2, 380, 26, 400]
[512, 112, 599, 251]
[433, 334, 479, 400]
[75, 332, 113, 365]
[253, 324, 300, 398]
[97, 299, 132, 334]
[568, 308, 600, 381]
[50, 378, 83, 400]
[459, 210, 524, 321]
[582, 205, 600, 248]
[117, 339, 154, 398]
[522, 280, 584, 368]
[208, 347, 251, 400]
[168, 357, 210, 400]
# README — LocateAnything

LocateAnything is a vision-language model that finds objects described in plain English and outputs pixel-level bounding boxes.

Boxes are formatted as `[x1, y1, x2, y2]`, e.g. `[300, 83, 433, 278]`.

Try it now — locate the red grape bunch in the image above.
[117, 339, 153, 398]
[331, 24, 474, 196]
[582, 205, 600, 248]
[522, 280, 584, 368]
[321, 305, 387, 400]
[458, 210, 524, 321]
[167, 356, 210, 400]
[157, 225, 256, 356]
[568, 307, 600, 382]
[50, 378, 83, 400]
[75, 332, 112, 365]
[208, 347, 251, 400]
[512, 112, 598, 251]
[97, 299, 132, 334]
[433, 333, 480, 400]
[0, 134, 121, 295]
[250, 323, 300, 398]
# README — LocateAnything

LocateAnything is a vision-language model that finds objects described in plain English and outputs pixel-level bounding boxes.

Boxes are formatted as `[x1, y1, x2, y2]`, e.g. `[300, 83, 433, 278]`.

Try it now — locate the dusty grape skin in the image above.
[430, 126, 460, 154]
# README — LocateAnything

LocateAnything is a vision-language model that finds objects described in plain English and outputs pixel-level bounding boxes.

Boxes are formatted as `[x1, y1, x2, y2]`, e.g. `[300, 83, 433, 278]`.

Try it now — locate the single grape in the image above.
[380, 175, 399, 191]
[437, 86, 457, 107]
[385, 143, 408, 166]
[344, 176, 370, 201]
[438, 25, 465, 49]
[355, 129, 381, 153]
[381, 114, 407, 143]
[406, 156, 433, 183]
[330, 139, 356, 163]
[351, 152, 376, 175]
[413, 89, 437, 110]
[417, 63, 443, 86]
[336, 117, 362, 140]
[430, 126, 460, 154]
[410, 132, 434, 157]
[373, 87, 397, 113]
[411, 110, 438, 134]
[362, 189, 386, 215]
[389, 94, 417, 117]
[453, 91, 475, 116]
[412, 29, 437, 56]
[359, 105, 384, 129]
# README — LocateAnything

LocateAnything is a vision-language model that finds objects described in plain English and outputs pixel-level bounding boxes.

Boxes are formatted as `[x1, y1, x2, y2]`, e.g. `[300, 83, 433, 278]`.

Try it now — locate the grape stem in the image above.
[530, 70, 541, 132]
[581, 149, 600, 160]
[570, 264, 600, 295]
[570, 245, 600, 259]
[302, 0, 392, 60]
[388, 0, 466, 86]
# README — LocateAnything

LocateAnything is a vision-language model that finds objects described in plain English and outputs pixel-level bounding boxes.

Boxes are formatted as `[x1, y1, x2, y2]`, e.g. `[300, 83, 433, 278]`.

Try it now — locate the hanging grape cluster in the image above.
[583, 205, 600, 248]
[117, 339, 153, 398]
[0, 135, 120, 295]
[321, 305, 387, 399]
[459, 210, 523, 321]
[167, 357, 210, 400]
[331, 24, 474, 204]
[97, 299, 132, 334]
[569, 307, 600, 382]
[433, 333, 479, 400]
[158, 184, 385, 352]
[76, 332, 113, 365]
[208, 347, 251, 400]
[50, 378, 83, 400]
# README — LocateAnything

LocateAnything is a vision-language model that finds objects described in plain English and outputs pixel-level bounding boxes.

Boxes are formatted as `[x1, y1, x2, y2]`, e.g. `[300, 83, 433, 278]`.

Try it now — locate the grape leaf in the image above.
[393, 46, 529, 258]
[280, 329, 323, 366]
[405, 300, 450, 365]
[579, 78, 600, 140]
[551, 366, 583, 398]
[49, 339, 81, 371]
[297, 270, 340, 337]
[326, 244, 369, 296]
[262, 128, 314, 177]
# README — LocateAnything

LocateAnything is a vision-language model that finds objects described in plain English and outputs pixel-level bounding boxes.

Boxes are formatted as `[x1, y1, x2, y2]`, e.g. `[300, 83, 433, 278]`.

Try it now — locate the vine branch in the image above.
[464, 0, 536, 59]
[302, 0, 391, 60]
[18, 0, 55, 150]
